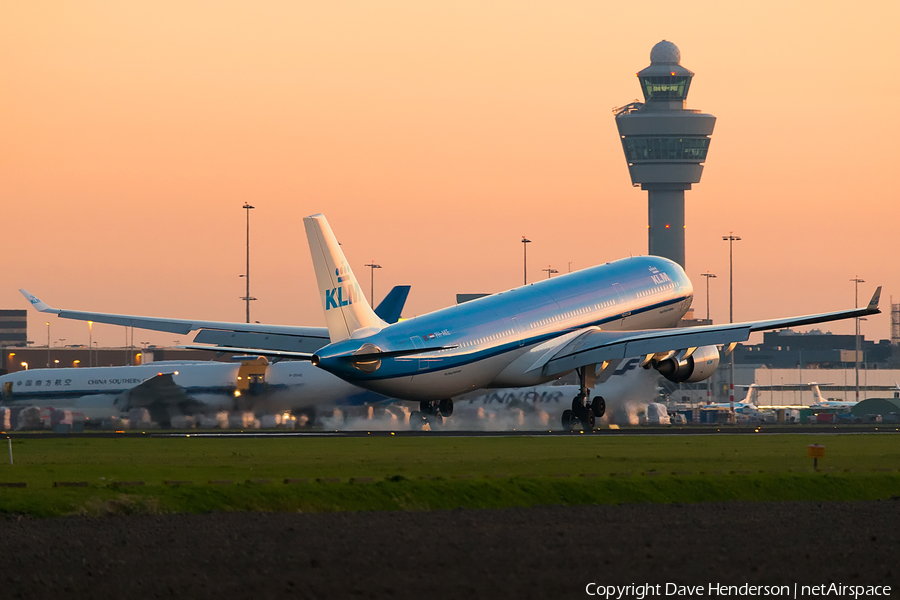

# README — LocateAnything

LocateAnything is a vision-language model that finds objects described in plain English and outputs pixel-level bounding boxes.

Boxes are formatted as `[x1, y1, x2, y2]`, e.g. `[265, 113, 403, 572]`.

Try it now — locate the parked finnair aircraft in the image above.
[23, 214, 882, 432]
[451, 358, 660, 427]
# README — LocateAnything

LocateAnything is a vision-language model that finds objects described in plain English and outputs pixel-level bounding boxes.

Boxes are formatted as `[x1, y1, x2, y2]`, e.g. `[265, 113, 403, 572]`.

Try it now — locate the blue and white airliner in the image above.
[22, 214, 881, 431]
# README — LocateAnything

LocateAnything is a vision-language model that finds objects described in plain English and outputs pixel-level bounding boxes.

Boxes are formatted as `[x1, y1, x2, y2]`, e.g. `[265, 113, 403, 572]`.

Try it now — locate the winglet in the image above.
[19, 289, 60, 314]
[867, 286, 882, 312]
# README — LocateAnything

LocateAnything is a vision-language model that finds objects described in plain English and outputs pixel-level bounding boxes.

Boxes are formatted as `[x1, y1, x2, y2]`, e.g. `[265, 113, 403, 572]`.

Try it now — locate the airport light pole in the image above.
[722, 234, 741, 324]
[542, 266, 558, 279]
[701, 272, 716, 322]
[88, 321, 93, 367]
[851, 276, 865, 401]
[701, 271, 717, 405]
[46, 321, 50, 368]
[522, 237, 531, 285]
[240, 203, 256, 323]
[364, 262, 382, 304]
[722, 233, 741, 410]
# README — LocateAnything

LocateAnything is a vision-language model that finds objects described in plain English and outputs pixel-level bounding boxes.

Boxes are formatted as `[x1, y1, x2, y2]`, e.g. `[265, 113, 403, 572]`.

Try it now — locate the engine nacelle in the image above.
[654, 345, 720, 383]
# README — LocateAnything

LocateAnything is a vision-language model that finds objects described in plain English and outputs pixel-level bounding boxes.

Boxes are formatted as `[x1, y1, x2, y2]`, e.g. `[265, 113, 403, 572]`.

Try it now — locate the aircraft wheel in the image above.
[571, 393, 586, 414]
[426, 413, 443, 428]
[438, 398, 454, 417]
[561, 409, 575, 432]
[591, 396, 606, 418]
[582, 410, 595, 432]
[409, 410, 424, 430]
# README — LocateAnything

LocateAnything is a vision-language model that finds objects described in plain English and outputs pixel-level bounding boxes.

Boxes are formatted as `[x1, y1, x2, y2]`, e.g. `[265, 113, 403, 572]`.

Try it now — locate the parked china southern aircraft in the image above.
[11, 287, 412, 425]
[0, 359, 391, 425]
[23, 214, 882, 431]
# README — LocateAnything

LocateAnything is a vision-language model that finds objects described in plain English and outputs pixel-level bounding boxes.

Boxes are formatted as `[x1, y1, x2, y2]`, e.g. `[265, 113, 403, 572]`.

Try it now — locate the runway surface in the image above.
[2, 500, 897, 599]
[7, 424, 900, 439]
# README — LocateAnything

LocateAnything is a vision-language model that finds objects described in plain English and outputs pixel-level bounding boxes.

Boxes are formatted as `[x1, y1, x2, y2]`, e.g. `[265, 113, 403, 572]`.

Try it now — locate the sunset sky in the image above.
[1, 1, 898, 350]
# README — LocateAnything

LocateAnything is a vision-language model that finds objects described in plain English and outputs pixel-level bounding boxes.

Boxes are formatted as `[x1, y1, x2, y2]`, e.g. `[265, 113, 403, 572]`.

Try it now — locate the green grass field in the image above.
[1, 433, 898, 517]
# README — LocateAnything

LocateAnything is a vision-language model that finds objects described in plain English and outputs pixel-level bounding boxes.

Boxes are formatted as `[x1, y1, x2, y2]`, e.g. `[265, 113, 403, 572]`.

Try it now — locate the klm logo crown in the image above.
[325, 265, 360, 310]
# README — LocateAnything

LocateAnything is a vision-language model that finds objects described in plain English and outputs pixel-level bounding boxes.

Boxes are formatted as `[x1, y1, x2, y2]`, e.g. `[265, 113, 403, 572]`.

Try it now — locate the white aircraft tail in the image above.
[741, 383, 759, 404]
[303, 214, 387, 343]
[808, 382, 826, 404]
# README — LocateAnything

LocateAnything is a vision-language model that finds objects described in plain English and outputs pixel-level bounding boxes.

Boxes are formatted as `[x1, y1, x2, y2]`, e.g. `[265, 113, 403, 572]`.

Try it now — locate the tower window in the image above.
[640, 76, 692, 101]
[621, 136, 710, 162]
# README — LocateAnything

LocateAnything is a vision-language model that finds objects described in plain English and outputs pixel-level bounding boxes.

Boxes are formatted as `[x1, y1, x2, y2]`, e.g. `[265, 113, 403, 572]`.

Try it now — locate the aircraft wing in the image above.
[19, 285, 411, 354]
[124, 373, 192, 409]
[539, 286, 882, 377]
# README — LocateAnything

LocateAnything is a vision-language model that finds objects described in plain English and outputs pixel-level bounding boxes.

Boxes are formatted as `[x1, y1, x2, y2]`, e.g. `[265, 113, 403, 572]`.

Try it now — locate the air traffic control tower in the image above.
[615, 41, 715, 269]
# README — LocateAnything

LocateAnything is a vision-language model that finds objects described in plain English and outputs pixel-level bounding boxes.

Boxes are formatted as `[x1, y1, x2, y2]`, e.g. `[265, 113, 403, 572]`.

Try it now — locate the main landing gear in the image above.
[562, 366, 605, 432]
[409, 399, 453, 430]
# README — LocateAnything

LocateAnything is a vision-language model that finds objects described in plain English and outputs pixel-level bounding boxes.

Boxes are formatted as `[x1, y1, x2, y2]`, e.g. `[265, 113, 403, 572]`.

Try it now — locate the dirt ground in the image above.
[1, 500, 897, 599]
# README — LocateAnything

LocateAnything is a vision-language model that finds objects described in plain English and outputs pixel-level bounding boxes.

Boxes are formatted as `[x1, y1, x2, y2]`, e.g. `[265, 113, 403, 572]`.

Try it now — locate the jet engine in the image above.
[654, 345, 720, 383]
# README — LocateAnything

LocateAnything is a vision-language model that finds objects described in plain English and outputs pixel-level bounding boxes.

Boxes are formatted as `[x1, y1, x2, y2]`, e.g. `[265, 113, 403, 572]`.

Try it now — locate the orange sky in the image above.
[1, 1, 898, 350]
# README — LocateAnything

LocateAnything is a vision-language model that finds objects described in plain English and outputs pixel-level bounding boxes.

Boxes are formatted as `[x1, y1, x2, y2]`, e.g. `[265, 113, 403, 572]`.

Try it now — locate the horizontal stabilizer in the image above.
[339, 345, 458, 363]
[373, 285, 411, 324]
[178, 344, 316, 360]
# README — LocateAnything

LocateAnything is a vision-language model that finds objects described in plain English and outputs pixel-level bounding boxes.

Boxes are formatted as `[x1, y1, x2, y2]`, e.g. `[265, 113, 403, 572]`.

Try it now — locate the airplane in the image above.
[704, 384, 762, 414]
[7, 286, 412, 427]
[450, 357, 660, 428]
[20, 284, 410, 355]
[23, 214, 882, 432]
[731, 381, 896, 409]
[0, 357, 394, 427]
[812, 382, 900, 406]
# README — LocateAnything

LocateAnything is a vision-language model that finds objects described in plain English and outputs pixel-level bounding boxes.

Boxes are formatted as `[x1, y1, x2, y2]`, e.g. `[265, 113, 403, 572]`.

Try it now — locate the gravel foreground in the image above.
[1, 500, 897, 599]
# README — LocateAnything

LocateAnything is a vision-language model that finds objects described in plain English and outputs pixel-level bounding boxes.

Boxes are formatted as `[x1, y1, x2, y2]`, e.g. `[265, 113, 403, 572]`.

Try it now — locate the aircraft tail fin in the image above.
[742, 383, 759, 405]
[303, 214, 387, 343]
[809, 382, 826, 404]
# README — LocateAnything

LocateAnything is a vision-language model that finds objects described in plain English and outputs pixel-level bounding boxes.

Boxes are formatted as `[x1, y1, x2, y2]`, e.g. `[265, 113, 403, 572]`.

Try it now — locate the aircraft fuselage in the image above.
[314, 255, 693, 401]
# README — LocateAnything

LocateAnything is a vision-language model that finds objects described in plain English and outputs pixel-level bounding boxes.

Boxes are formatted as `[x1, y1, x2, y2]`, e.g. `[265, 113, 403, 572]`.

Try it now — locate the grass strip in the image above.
[0, 472, 898, 518]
